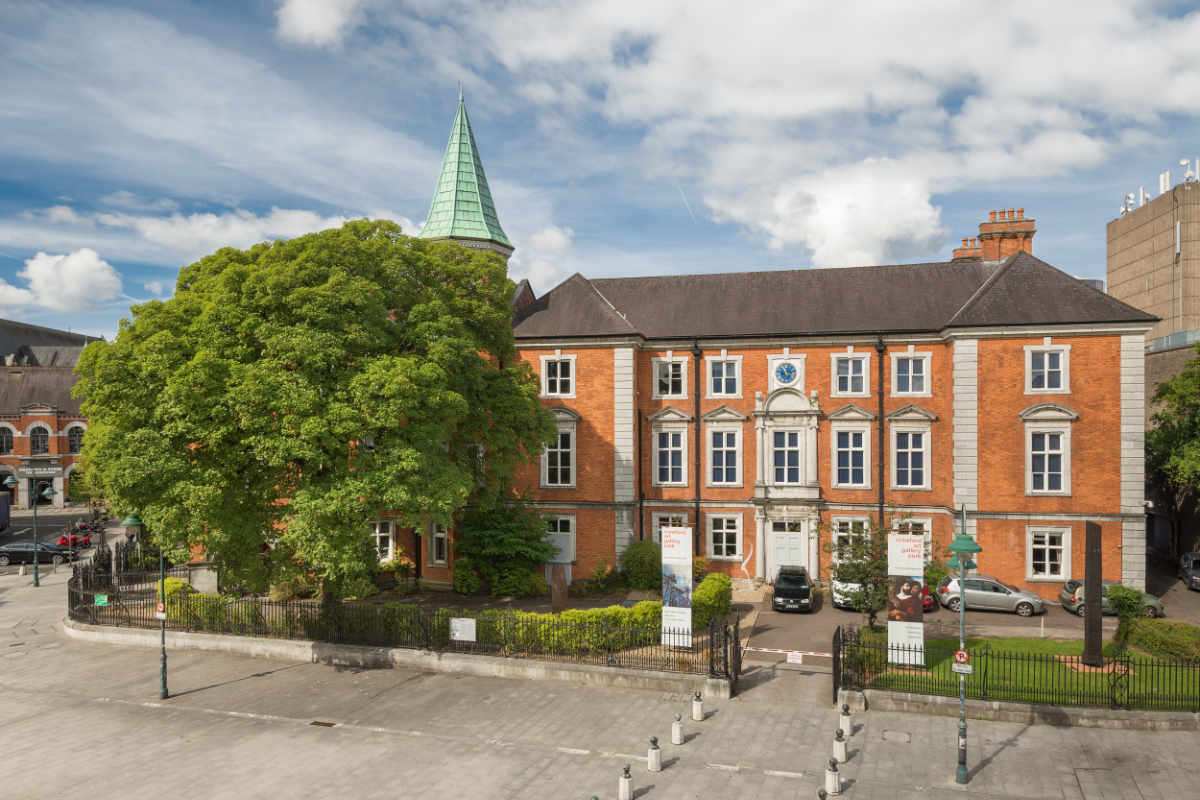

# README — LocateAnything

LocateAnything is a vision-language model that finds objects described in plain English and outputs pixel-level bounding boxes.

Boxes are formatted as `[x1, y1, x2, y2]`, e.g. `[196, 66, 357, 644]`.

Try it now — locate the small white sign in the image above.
[449, 617, 476, 643]
[155, 611, 167, 621]
[951, 662, 973, 675]
[786, 651, 804, 665]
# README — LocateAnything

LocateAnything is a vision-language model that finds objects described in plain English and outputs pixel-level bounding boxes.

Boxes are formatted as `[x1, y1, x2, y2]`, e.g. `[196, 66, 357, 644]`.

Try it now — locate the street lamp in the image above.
[123, 513, 166, 700]
[946, 506, 982, 785]
[5, 476, 55, 587]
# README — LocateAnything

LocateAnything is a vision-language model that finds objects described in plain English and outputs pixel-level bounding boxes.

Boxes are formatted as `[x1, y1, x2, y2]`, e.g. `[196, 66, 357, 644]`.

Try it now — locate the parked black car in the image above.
[772, 566, 813, 612]
[0, 541, 78, 566]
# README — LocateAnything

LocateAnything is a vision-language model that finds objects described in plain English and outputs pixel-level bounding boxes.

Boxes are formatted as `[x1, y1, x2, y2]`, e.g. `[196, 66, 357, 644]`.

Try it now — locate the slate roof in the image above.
[0, 318, 98, 356]
[0, 368, 83, 415]
[513, 252, 1156, 340]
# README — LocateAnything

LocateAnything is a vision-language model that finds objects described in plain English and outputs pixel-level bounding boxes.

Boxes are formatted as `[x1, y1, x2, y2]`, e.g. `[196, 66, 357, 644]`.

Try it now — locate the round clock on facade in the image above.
[775, 361, 798, 385]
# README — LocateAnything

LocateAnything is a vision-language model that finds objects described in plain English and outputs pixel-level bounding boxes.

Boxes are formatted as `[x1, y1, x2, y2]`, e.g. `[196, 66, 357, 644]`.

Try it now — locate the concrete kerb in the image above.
[861, 688, 1200, 731]
[62, 617, 731, 699]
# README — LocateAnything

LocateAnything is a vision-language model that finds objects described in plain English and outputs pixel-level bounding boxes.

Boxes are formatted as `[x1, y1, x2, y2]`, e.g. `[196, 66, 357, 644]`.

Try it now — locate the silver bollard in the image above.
[839, 703, 853, 734]
[824, 758, 841, 796]
[691, 691, 703, 721]
[818, 790, 828, 800]
[671, 713, 684, 745]
[618, 764, 633, 800]
[18, 564, 25, 576]
[648, 736, 662, 772]
[833, 729, 848, 763]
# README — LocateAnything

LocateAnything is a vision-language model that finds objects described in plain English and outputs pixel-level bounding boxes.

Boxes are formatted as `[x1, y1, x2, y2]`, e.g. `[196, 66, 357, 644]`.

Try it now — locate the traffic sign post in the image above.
[155, 601, 166, 621]
[954, 649, 969, 664]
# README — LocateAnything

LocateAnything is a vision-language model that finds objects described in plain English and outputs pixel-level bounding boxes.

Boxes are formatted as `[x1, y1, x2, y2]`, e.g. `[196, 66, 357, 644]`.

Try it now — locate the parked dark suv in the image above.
[1179, 552, 1200, 591]
[772, 566, 813, 612]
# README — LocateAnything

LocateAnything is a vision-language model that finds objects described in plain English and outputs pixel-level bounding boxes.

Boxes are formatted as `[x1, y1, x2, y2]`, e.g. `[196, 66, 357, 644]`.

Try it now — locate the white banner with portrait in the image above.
[887, 533, 926, 666]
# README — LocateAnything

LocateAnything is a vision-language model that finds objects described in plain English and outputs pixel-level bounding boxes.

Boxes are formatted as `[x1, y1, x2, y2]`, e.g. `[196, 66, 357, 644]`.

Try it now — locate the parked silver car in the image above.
[937, 574, 1045, 617]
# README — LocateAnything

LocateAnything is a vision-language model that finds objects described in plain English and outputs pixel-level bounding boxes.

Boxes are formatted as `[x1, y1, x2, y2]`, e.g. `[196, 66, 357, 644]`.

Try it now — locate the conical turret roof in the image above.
[419, 90, 513, 253]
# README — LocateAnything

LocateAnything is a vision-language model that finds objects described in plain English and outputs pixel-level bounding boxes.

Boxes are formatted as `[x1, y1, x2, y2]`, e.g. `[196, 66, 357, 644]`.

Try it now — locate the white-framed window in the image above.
[831, 423, 870, 489]
[831, 517, 868, 562]
[708, 514, 741, 560]
[0, 427, 12, 455]
[652, 512, 688, 543]
[1024, 343, 1070, 394]
[831, 352, 870, 397]
[653, 355, 688, 399]
[429, 522, 449, 565]
[892, 427, 930, 490]
[66, 426, 85, 454]
[29, 425, 50, 455]
[706, 353, 742, 398]
[653, 426, 687, 486]
[542, 413, 577, 489]
[1026, 526, 1070, 580]
[371, 520, 394, 562]
[540, 353, 577, 398]
[891, 351, 931, 397]
[892, 517, 933, 562]
[708, 428, 740, 486]
[1027, 426, 1070, 496]
[545, 515, 576, 563]
[772, 430, 803, 485]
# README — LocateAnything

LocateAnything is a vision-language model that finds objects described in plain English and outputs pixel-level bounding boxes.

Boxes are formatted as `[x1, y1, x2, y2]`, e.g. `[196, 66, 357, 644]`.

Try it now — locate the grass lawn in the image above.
[849, 631, 1200, 711]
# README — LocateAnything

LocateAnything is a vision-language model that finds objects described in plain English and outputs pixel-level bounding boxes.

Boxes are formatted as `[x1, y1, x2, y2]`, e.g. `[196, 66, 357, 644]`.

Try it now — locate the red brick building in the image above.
[504, 234, 1155, 598]
[0, 319, 99, 512]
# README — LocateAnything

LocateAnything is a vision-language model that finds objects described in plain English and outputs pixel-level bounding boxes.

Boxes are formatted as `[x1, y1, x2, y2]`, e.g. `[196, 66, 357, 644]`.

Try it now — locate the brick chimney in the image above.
[952, 237, 982, 259]
[978, 207, 1035, 259]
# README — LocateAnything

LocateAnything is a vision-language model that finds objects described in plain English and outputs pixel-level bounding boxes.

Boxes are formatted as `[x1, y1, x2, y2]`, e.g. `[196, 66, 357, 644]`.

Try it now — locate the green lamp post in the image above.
[6, 476, 55, 587]
[123, 513, 166, 700]
[946, 505, 982, 785]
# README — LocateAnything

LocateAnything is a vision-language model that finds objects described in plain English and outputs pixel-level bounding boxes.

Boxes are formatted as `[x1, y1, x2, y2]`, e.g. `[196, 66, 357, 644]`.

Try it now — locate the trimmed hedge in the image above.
[692, 573, 732, 629]
[1129, 619, 1200, 662]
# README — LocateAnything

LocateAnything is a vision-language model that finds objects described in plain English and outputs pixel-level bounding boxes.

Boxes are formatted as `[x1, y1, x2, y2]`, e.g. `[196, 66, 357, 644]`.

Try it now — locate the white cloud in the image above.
[275, 0, 366, 48]
[99, 190, 179, 213]
[0, 248, 123, 311]
[143, 280, 166, 296]
[528, 225, 573, 256]
[93, 207, 351, 257]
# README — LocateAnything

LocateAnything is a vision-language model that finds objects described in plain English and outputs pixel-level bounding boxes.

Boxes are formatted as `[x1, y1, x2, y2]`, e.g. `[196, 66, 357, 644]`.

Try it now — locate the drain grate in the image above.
[309, 721, 336, 728]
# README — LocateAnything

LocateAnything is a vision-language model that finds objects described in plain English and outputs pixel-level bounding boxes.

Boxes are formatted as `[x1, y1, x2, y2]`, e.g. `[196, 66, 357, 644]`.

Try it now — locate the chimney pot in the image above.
[1017, 207, 1024, 219]
[989, 210, 997, 221]
[1007, 207, 1015, 219]
[961, 238, 968, 247]
[971, 238, 977, 247]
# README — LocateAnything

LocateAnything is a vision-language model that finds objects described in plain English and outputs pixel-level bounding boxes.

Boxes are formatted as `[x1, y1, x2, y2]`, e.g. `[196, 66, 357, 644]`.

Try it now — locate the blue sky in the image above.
[4, 0, 1200, 340]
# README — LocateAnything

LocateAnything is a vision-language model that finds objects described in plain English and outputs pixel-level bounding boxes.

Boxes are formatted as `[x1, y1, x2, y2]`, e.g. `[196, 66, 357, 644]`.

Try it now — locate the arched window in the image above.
[30, 426, 49, 455]
[67, 427, 84, 454]
[0, 428, 11, 455]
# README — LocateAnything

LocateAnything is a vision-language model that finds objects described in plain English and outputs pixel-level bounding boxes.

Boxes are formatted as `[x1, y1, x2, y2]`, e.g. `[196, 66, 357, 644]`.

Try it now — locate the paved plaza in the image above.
[1, 570, 1195, 799]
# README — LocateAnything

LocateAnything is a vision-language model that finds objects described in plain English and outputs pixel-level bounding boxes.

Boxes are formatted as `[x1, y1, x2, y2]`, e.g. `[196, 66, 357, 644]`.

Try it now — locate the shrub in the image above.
[1106, 584, 1146, 651]
[692, 572, 732, 629]
[156, 577, 194, 602]
[620, 540, 662, 590]
[339, 575, 379, 600]
[452, 557, 483, 595]
[525, 572, 550, 597]
[1128, 619, 1200, 661]
[454, 499, 557, 593]
[692, 557, 709, 584]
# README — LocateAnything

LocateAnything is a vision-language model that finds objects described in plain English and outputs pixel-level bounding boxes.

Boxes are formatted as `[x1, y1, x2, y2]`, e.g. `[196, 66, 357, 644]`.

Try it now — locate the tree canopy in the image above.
[75, 220, 555, 593]
[1147, 343, 1200, 558]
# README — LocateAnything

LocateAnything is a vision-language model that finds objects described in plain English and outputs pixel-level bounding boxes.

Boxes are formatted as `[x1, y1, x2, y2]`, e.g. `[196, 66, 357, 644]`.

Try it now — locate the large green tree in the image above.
[1147, 343, 1200, 559]
[75, 220, 555, 594]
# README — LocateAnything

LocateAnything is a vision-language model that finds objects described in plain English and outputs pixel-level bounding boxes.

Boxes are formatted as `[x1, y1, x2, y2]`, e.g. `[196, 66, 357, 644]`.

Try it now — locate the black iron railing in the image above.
[836, 627, 1200, 712]
[68, 565, 737, 678]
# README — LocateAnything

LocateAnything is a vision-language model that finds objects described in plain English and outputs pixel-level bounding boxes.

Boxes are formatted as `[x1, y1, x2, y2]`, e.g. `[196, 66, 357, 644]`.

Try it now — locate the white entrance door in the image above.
[769, 521, 807, 582]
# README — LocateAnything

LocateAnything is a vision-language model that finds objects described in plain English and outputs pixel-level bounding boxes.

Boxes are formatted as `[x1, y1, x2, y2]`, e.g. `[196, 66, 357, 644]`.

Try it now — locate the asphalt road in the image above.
[0, 510, 103, 574]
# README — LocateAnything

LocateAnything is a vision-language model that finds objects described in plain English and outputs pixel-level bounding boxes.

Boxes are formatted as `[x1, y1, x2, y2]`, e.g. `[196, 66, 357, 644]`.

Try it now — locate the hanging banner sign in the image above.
[887, 533, 926, 666]
[660, 526, 693, 647]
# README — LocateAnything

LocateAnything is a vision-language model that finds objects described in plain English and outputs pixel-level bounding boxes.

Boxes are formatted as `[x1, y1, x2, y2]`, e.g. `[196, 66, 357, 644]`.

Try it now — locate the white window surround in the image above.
[705, 351, 743, 398]
[770, 428, 804, 486]
[652, 354, 689, 399]
[541, 407, 579, 489]
[652, 424, 688, 487]
[1024, 341, 1071, 395]
[545, 515, 576, 563]
[429, 522, 449, 566]
[1026, 525, 1071, 581]
[890, 424, 932, 491]
[706, 425, 742, 487]
[830, 350, 871, 397]
[830, 421, 871, 490]
[707, 513, 742, 561]
[652, 512, 689, 543]
[890, 349, 932, 397]
[539, 352, 577, 398]
[371, 520, 394, 562]
[1020, 403, 1077, 497]
[831, 516, 869, 562]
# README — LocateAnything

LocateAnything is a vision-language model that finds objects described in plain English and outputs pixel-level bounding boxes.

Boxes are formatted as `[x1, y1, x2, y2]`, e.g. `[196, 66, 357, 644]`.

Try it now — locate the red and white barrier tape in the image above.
[743, 646, 832, 657]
